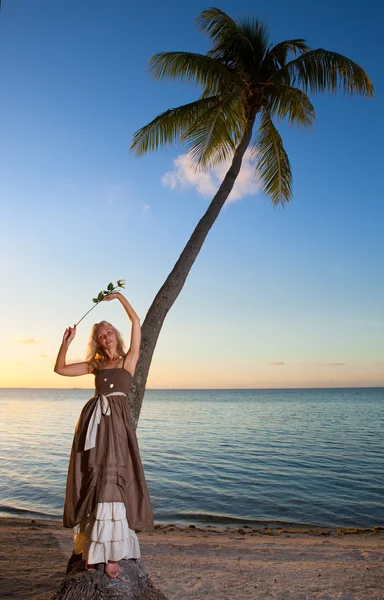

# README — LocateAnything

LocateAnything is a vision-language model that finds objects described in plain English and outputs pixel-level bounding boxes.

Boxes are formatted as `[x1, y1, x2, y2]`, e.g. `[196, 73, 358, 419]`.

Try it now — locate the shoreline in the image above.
[1, 517, 383, 599]
[1, 515, 383, 536]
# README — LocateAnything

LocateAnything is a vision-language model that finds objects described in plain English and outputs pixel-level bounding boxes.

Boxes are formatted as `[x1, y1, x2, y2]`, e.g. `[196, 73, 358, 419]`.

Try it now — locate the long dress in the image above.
[63, 361, 154, 563]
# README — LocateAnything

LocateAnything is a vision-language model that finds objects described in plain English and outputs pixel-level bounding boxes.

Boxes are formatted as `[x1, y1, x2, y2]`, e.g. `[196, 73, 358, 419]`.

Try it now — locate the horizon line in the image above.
[1, 385, 383, 391]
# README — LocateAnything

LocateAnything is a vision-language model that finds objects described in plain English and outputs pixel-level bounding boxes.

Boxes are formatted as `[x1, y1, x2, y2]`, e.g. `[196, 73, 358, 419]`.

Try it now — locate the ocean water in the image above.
[0, 387, 383, 529]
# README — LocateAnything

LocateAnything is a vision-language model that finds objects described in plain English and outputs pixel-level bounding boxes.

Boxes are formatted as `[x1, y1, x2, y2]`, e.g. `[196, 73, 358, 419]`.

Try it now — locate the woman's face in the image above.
[96, 324, 117, 351]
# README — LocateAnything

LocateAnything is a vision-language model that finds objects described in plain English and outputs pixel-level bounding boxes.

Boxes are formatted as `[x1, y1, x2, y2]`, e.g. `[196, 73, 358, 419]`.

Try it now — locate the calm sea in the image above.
[0, 388, 383, 529]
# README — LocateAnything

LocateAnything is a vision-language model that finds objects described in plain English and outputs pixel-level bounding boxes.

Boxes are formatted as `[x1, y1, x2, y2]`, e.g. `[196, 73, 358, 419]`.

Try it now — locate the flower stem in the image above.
[74, 284, 122, 327]
[75, 302, 101, 327]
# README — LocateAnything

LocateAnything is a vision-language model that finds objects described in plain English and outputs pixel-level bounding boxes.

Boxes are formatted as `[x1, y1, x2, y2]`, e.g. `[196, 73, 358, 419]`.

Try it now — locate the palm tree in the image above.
[127, 7, 373, 426]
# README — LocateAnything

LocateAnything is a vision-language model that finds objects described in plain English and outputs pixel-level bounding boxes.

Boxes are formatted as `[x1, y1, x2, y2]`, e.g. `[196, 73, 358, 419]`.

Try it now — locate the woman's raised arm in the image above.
[54, 325, 91, 377]
[103, 292, 141, 376]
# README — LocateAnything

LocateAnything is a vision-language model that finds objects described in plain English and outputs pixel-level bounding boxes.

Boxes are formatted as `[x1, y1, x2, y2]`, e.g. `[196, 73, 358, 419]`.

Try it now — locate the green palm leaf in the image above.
[183, 90, 247, 168]
[197, 7, 248, 52]
[265, 39, 310, 70]
[279, 49, 374, 96]
[198, 7, 268, 75]
[252, 108, 292, 205]
[235, 17, 271, 68]
[130, 96, 221, 155]
[268, 85, 316, 129]
[148, 51, 243, 95]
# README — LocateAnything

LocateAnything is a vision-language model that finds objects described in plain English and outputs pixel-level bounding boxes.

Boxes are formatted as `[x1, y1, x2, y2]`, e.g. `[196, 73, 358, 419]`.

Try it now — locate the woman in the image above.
[54, 292, 154, 579]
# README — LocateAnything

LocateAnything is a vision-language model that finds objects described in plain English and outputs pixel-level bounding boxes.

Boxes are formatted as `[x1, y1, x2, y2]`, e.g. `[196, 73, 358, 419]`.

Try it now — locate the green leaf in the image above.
[97, 291, 104, 301]
[182, 88, 247, 169]
[252, 108, 292, 206]
[149, 51, 242, 93]
[107, 282, 114, 291]
[130, 96, 222, 156]
[264, 39, 310, 70]
[278, 49, 374, 97]
[198, 8, 269, 75]
[93, 298, 98, 303]
[267, 85, 315, 129]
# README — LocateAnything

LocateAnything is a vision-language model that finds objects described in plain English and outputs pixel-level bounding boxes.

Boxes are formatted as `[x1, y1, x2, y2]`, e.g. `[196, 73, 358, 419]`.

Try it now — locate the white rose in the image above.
[117, 279, 126, 288]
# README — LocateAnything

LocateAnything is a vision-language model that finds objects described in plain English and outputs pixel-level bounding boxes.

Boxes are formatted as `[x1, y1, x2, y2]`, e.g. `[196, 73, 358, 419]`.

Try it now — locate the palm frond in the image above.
[148, 51, 243, 94]
[198, 7, 266, 74]
[264, 39, 310, 72]
[236, 17, 270, 67]
[130, 96, 221, 155]
[197, 7, 246, 51]
[252, 108, 292, 205]
[183, 90, 247, 169]
[278, 49, 374, 96]
[268, 85, 315, 129]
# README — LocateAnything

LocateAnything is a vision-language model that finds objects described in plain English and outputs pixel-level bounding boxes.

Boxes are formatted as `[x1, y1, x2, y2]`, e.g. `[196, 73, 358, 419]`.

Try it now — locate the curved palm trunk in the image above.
[128, 108, 258, 428]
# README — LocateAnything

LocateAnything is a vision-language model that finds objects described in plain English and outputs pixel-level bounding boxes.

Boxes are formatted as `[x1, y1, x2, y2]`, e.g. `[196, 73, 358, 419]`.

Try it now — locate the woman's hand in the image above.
[62, 325, 76, 346]
[102, 292, 121, 302]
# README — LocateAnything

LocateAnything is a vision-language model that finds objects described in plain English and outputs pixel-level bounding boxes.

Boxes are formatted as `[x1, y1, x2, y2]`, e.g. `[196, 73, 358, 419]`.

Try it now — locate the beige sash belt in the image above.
[84, 392, 126, 451]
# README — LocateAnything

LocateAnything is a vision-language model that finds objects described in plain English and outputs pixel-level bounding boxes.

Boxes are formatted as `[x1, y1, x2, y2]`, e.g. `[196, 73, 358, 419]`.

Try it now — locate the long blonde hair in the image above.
[86, 321, 126, 372]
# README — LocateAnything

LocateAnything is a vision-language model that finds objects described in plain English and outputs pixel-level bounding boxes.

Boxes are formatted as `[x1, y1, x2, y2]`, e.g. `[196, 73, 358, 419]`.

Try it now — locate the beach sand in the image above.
[0, 518, 383, 599]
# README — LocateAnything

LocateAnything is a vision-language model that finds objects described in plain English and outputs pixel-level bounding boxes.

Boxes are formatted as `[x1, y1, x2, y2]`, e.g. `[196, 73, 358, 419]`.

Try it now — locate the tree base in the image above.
[51, 552, 167, 600]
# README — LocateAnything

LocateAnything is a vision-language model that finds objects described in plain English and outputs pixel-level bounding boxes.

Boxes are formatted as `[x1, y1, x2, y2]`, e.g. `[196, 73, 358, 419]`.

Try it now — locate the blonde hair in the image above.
[86, 321, 126, 372]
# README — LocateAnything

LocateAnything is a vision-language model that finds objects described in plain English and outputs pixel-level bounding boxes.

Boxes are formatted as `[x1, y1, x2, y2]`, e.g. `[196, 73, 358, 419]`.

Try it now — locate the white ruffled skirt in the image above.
[73, 501, 141, 563]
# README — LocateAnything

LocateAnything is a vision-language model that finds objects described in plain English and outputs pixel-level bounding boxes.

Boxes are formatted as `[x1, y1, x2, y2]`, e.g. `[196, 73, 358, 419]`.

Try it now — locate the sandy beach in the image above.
[0, 518, 383, 599]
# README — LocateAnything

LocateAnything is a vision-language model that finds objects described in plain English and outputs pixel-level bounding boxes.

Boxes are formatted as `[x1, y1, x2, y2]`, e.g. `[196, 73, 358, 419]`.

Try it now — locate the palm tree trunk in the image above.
[51, 553, 167, 599]
[128, 108, 258, 427]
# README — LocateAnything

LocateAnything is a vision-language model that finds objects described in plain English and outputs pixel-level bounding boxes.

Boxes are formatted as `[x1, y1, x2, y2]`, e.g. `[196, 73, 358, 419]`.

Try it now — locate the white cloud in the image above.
[161, 172, 177, 190]
[143, 204, 151, 212]
[15, 336, 45, 345]
[326, 362, 346, 366]
[161, 149, 260, 203]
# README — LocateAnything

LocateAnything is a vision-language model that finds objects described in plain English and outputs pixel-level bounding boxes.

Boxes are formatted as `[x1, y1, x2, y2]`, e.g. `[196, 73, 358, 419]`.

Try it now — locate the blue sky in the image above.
[0, 0, 383, 388]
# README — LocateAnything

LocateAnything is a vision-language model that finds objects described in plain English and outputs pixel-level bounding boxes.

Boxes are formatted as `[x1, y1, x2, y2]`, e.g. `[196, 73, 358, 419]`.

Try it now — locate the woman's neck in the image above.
[104, 350, 122, 362]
